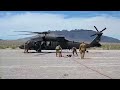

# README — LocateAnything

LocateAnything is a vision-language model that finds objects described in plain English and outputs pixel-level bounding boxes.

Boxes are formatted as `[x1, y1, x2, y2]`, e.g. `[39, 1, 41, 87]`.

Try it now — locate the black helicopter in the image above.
[17, 26, 106, 53]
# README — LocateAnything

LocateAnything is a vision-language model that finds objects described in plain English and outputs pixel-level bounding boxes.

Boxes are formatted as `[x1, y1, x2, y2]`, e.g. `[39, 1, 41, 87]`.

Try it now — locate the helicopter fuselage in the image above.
[18, 26, 106, 53]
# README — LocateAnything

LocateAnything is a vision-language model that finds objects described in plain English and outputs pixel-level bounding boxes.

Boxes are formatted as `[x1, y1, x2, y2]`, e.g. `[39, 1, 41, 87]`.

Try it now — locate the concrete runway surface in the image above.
[0, 49, 120, 79]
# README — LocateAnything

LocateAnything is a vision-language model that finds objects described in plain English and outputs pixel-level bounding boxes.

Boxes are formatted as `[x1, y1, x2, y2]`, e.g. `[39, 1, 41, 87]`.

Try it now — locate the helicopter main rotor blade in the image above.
[8, 34, 17, 36]
[14, 31, 32, 32]
[94, 26, 99, 32]
[100, 28, 106, 32]
[18, 34, 34, 35]
[14, 31, 51, 35]
[8, 34, 33, 36]
[14, 31, 42, 34]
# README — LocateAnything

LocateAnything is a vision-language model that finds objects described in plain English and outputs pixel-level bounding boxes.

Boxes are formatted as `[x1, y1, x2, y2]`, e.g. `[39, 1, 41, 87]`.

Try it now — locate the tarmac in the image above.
[0, 49, 120, 79]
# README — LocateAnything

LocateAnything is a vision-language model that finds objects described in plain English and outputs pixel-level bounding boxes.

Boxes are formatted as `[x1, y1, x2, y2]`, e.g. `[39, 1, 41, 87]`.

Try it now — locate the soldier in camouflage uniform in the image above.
[55, 45, 62, 57]
[79, 42, 87, 59]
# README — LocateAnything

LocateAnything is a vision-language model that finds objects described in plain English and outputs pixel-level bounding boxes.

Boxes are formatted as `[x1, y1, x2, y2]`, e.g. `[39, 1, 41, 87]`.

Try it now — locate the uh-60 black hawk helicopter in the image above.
[17, 26, 106, 53]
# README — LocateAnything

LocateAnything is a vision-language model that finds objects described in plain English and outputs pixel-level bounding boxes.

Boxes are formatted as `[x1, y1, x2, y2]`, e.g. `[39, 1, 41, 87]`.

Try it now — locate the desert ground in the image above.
[0, 49, 120, 79]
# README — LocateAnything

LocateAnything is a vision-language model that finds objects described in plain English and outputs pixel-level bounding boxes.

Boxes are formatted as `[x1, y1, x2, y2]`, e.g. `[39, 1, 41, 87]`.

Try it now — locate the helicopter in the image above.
[17, 26, 106, 53]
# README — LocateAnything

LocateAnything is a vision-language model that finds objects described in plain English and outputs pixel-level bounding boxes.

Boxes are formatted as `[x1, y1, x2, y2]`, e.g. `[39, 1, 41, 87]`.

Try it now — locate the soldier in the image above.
[55, 45, 62, 57]
[24, 41, 29, 53]
[72, 47, 78, 56]
[79, 42, 87, 59]
[24, 40, 31, 53]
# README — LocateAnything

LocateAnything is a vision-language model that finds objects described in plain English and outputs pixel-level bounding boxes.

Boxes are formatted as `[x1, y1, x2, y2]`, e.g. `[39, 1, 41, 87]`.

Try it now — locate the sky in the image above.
[0, 11, 120, 40]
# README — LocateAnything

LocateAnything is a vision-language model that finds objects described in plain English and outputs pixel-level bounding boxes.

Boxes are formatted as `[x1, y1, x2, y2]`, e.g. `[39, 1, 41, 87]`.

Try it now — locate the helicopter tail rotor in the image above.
[100, 28, 106, 32]
[94, 26, 99, 32]
[90, 33, 97, 37]
[90, 26, 106, 37]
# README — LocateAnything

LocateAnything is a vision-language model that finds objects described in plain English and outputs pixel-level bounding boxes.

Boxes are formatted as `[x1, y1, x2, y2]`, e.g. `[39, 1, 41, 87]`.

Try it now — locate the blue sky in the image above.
[0, 11, 120, 40]
[1, 11, 120, 18]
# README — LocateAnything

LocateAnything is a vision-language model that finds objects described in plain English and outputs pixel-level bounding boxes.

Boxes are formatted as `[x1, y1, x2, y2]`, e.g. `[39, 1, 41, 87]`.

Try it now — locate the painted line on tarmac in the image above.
[73, 59, 113, 79]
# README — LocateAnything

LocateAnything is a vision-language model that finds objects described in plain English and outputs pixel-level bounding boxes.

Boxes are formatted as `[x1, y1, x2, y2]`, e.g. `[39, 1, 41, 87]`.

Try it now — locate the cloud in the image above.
[0, 12, 120, 40]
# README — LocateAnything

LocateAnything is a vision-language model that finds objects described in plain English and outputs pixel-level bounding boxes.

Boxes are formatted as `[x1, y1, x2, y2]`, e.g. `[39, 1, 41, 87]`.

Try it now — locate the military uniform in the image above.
[72, 47, 78, 56]
[55, 45, 62, 57]
[24, 41, 29, 53]
[79, 42, 86, 59]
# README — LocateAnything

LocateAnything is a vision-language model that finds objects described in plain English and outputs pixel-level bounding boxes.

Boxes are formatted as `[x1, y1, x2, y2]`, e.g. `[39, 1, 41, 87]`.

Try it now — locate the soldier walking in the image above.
[79, 42, 87, 59]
